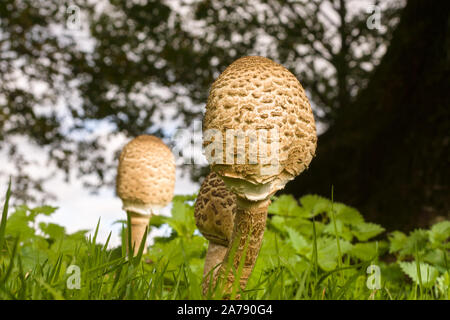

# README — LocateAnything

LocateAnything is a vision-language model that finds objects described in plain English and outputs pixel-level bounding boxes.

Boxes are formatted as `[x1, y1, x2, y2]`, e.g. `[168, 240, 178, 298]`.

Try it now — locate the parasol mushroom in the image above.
[194, 172, 236, 295]
[203, 56, 317, 294]
[116, 135, 176, 255]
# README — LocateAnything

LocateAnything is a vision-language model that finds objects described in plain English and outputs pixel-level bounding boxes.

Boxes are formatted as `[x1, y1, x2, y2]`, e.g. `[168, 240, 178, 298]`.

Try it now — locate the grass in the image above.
[0, 184, 449, 300]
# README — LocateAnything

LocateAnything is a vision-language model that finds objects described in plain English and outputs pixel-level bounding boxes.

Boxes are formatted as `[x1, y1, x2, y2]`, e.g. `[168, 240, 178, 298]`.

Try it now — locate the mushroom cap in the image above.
[203, 56, 317, 201]
[194, 172, 236, 246]
[116, 135, 176, 215]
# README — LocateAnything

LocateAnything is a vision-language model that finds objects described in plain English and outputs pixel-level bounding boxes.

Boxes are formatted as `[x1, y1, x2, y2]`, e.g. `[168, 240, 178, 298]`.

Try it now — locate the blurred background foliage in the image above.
[0, 0, 448, 231]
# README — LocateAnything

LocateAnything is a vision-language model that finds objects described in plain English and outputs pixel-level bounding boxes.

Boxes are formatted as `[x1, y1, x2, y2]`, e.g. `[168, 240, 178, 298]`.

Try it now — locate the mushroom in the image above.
[116, 135, 176, 255]
[194, 172, 236, 294]
[202, 56, 317, 294]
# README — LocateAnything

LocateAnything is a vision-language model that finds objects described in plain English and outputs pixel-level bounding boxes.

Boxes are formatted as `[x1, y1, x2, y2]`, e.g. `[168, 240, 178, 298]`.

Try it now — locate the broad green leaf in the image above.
[323, 219, 353, 241]
[381, 262, 405, 284]
[402, 229, 429, 255]
[268, 195, 306, 217]
[429, 221, 450, 246]
[299, 194, 331, 217]
[149, 214, 166, 228]
[399, 261, 439, 288]
[423, 249, 448, 272]
[268, 215, 313, 237]
[20, 245, 50, 271]
[388, 231, 408, 254]
[5, 207, 36, 239]
[296, 219, 326, 238]
[268, 215, 287, 233]
[167, 196, 196, 237]
[349, 242, 379, 261]
[352, 222, 385, 241]
[285, 226, 310, 255]
[332, 203, 364, 226]
[39, 222, 66, 240]
[258, 231, 299, 268]
[30, 206, 58, 216]
[435, 272, 449, 297]
[310, 237, 353, 271]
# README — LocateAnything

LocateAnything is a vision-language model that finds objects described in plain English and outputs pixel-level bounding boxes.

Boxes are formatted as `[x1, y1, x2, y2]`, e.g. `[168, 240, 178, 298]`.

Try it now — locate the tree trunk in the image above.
[284, 0, 450, 231]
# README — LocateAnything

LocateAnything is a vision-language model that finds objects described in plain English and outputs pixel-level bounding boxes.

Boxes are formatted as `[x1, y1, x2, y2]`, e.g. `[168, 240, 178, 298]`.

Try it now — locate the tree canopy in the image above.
[0, 0, 403, 202]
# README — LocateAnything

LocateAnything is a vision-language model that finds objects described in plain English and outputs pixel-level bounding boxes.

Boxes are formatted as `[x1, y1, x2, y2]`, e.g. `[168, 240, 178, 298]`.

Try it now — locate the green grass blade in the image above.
[0, 178, 12, 250]
[126, 212, 133, 257]
[132, 225, 148, 266]
[1, 235, 19, 284]
[330, 186, 343, 282]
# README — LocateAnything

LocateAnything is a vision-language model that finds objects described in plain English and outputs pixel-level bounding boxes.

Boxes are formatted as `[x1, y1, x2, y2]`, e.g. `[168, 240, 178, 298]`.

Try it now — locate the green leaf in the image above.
[311, 237, 353, 271]
[352, 222, 385, 241]
[429, 221, 450, 246]
[332, 203, 364, 226]
[388, 231, 408, 254]
[268, 195, 306, 217]
[149, 214, 166, 228]
[20, 245, 50, 270]
[166, 195, 196, 238]
[423, 250, 448, 272]
[323, 219, 353, 241]
[39, 222, 66, 240]
[296, 219, 326, 238]
[285, 226, 310, 255]
[381, 262, 405, 284]
[399, 261, 439, 288]
[257, 231, 299, 269]
[435, 272, 450, 297]
[5, 207, 36, 240]
[350, 242, 380, 261]
[402, 229, 429, 255]
[299, 194, 331, 217]
[268, 215, 287, 233]
[30, 206, 58, 216]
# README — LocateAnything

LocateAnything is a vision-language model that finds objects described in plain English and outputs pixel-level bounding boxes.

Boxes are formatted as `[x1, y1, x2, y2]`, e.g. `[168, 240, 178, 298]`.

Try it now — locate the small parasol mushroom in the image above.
[116, 135, 176, 255]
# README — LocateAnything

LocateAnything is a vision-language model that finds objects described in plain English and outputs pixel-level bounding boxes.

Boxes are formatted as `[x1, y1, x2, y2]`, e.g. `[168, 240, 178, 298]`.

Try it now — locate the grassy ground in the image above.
[0, 181, 449, 300]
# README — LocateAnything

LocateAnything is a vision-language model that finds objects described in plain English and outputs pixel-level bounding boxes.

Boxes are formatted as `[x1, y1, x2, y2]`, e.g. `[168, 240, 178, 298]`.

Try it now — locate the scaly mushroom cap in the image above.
[203, 56, 317, 201]
[116, 135, 176, 215]
[194, 172, 236, 246]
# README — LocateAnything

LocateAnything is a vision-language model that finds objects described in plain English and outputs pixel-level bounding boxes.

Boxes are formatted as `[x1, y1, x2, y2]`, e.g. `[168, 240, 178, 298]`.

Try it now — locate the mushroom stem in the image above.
[202, 242, 228, 294]
[126, 211, 150, 256]
[218, 197, 270, 295]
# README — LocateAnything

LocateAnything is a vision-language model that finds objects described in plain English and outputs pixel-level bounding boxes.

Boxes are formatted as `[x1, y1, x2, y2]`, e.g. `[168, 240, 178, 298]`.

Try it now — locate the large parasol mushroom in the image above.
[203, 56, 317, 294]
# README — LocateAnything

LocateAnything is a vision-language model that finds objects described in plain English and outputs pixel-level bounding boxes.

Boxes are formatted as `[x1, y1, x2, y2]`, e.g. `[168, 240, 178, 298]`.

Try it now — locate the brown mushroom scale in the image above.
[116, 135, 176, 255]
[194, 172, 236, 294]
[203, 56, 317, 295]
